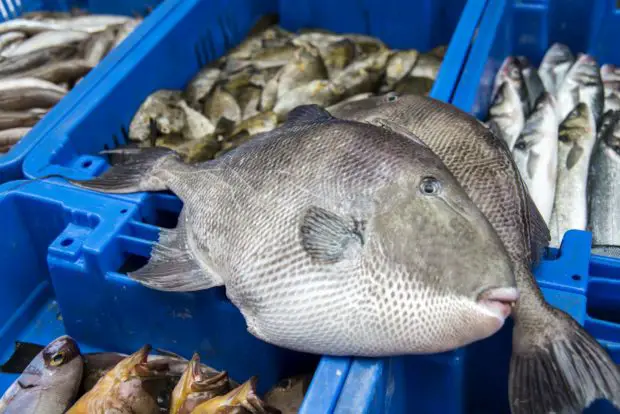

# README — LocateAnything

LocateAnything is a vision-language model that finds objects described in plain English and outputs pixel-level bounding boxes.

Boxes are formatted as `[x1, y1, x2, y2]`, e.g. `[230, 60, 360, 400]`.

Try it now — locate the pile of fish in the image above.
[0, 336, 310, 413]
[127, 24, 446, 162]
[486, 43, 620, 250]
[0, 10, 143, 153]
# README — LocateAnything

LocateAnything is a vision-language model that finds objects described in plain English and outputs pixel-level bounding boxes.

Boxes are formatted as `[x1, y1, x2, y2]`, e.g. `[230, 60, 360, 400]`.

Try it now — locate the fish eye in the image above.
[509, 67, 520, 79]
[387, 94, 398, 102]
[50, 351, 65, 366]
[419, 177, 441, 195]
[514, 141, 526, 150]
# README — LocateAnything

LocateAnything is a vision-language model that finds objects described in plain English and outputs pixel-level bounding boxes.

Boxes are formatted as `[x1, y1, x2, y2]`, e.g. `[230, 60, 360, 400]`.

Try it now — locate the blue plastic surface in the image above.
[330, 231, 620, 413]
[22, 0, 484, 194]
[0, 0, 164, 184]
[0, 179, 325, 400]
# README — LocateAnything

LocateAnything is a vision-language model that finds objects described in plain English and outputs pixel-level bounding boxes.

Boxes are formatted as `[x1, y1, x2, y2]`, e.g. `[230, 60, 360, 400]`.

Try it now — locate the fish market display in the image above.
[72, 106, 517, 357]
[0, 10, 143, 154]
[329, 93, 620, 414]
[127, 25, 447, 162]
[485, 43, 620, 250]
[0, 336, 308, 414]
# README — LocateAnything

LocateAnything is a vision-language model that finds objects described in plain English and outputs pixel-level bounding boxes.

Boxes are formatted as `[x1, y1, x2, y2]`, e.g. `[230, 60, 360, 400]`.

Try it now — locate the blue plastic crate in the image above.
[0, 0, 164, 184]
[328, 231, 620, 414]
[22, 0, 486, 194]
[0, 179, 350, 407]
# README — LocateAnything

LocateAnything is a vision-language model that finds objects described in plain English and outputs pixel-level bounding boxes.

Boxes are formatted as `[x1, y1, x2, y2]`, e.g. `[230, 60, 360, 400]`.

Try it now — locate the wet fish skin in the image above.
[190, 377, 277, 414]
[0, 127, 32, 152]
[515, 56, 545, 109]
[329, 92, 620, 413]
[549, 102, 597, 247]
[326, 92, 374, 112]
[601, 64, 620, 112]
[393, 76, 434, 96]
[556, 53, 603, 125]
[71, 106, 517, 357]
[185, 67, 222, 109]
[511, 92, 558, 224]
[0, 45, 77, 77]
[273, 79, 342, 119]
[487, 81, 524, 151]
[203, 86, 242, 126]
[82, 28, 116, 66]
[538, 42, 574, 96]
[319, 38, 357, 76]
[588, 110, 620, 246]
[178, 99, 215, 139]
[67, 345, 160, 414]
[0, 336, 83, 413]
[264, 375, 312, 414]
[0, 87, 65, 111]
[236, 85, 263, 120]
[0, 108, 46, 130]
[10, 59, 94, 84]
[1, 30, 90, 58]
[409, 52, 441, 80]
[330, 50, 390, 99]
[129, 90, 186, 141]
[492, 56, 529, 116]
[169, 354, 231, 414]
[276, 46, 327, 99]
[0, 32, 26, 53]
[384, 50, 419, 88]
[112, 18, 143, 48]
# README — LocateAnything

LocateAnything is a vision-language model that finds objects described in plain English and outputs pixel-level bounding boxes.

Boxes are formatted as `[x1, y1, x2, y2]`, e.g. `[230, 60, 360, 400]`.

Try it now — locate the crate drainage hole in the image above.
[118, 254, 149, 274]
[81, 160, 92, 168]
[60, 238, 73, 247]
[571, 274, 581, 281]
[120, 209, 128, 214]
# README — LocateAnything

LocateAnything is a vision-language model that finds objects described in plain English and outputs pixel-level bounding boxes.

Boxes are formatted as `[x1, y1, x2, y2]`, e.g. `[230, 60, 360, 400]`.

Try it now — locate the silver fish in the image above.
[0, 126, 32, 152]
[1, 30, 90, 58]
[329, 92, 620, 414]
[0, 336, 83, 413]
[0, 19, 67, 35]
[11, 59, 94, 84]
[588, 110, 620, 246]
[71, 105, 517, 358]
[492, 56, 529, 116]
[556, 53, 603, 125]
[0, 45, 77, 78]
[112, 18, 142, 48]
[549, 102, 597, 247]
[511, 92, 558, 224]
[0, 31, 25, 52]
[515, 56, 545, 109]
[0, 108, 46, 130]
[82, 28, 116, 67]
[487, 81, 524, 151]
[538, 43, 574, 96]
[601, 64, 620, 112]
[0, 78, 67, 111]
[58, 14, 133, 34]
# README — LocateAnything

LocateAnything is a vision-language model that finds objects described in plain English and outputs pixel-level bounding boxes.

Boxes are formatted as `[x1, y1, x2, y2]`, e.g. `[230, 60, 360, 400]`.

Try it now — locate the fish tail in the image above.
[69, 147, 180, 194]
[509, 303, 620, 413]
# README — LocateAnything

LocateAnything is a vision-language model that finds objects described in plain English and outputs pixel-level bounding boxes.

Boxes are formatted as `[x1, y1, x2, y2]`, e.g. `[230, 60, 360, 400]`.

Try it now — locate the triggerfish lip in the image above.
[477, 287, 520, 321]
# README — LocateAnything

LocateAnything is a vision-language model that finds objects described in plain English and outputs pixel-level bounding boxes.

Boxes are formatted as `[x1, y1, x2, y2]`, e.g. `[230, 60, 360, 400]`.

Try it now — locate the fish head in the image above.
[499, 56, 523, 86]
[514, 92, 557, 152]
[37, 335, 83, 383]
[604, 111, 620, 154]
[571, 54, 601, 85]
[109, 344, 157, 382]
[363, 128, 517, 352]
[544, 43, 574, 66]
[559, 102, 595, 146]
[489, 82, 523, 121]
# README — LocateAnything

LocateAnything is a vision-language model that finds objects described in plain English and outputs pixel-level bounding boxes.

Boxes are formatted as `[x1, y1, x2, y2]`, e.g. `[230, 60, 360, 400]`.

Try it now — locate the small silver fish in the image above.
[588, 110, 620, 246]
[515, 56, 545, 109]
[549, 102, 597, 247]
[487, 81, 525, 150]
[511, 92, 558, 224]
[538, 43, 575, 96]
[82, 28, 116, 66]
[601, 64, 620, 112]
[492, 56, 529, 116]
[1, 30, 90, 58]
[0, 336, 83, 413]
[556, 53, 603, 125]
[0, 32, 25, 53]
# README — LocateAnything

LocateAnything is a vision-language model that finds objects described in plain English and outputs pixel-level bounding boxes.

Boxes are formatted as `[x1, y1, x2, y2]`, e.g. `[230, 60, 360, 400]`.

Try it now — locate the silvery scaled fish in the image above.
[515, 56, 545, 109]
[549, 102, 597, 247]
[487, 81, 524, 151]
[538, 43, 574, 96]
[588, 110, 620, 247]
[601, 63, 620, 112]
[70, 105, 517, 357]
[511, 92, 558, 224]
[329, 92, 620, 414]
[556, 53, 603, 125]
[492, 56, 529, 116]
[0, 336, 83, 414]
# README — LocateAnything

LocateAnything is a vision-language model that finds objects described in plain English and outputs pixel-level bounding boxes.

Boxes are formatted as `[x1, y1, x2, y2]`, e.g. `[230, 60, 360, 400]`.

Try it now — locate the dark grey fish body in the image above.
[0, 336, 82, 414]
[588, 110, 620, 246]
[72, 107, 517, 358]
[329, 92, 620, 413]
